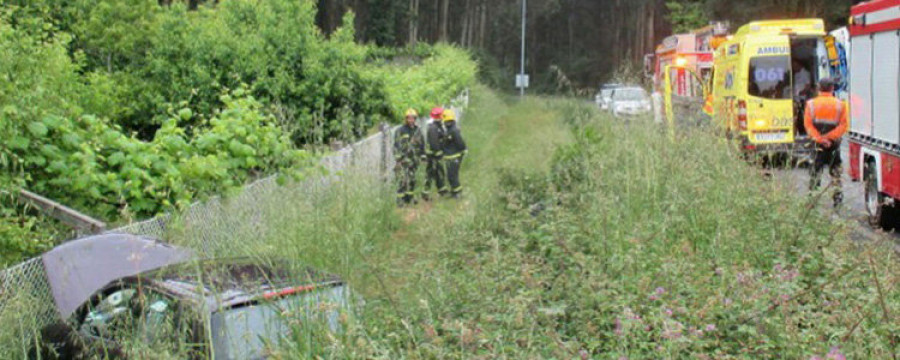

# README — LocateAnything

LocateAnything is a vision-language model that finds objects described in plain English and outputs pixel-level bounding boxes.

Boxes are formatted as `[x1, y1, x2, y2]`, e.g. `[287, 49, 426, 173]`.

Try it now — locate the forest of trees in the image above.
[313, 0, 855, 91]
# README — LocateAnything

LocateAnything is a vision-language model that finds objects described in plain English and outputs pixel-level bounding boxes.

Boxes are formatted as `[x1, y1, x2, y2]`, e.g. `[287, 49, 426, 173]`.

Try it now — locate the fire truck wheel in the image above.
[864, 161, 897, 230]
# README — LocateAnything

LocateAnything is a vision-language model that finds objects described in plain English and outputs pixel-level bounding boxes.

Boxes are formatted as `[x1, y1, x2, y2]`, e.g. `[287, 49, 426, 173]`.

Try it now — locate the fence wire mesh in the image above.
[0, 93, 467, 334]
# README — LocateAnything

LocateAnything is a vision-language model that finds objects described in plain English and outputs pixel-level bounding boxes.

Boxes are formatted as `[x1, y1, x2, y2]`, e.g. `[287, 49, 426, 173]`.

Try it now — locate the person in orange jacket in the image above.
[803, 78, 849, 207]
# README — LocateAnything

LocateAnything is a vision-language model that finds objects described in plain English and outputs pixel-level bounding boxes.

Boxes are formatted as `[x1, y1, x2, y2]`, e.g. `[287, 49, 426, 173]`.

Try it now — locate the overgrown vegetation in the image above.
[0, 0, 476, 266]
[340, 95, 898, 358]
[12, 87, 892, 358]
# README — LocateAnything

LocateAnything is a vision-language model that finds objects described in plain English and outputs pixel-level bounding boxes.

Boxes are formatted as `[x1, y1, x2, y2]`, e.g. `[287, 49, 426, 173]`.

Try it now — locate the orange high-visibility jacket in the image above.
[803, 92, 849, 144]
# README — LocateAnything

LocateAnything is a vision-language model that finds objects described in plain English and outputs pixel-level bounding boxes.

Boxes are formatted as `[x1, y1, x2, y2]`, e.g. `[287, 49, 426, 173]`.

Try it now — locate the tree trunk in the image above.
[477, 1, 486, 49]
[439, 0, 450, 42]
[460, 0, 470, 46]
[409, 0, 419, 46]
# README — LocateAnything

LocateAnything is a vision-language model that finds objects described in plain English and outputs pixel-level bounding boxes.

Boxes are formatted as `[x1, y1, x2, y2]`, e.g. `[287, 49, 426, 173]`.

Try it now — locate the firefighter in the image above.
[423, 107, 448, 200]
[804, 77, 849, 207]
[442, 109, 468, 199]
[394, 108, 425, 206]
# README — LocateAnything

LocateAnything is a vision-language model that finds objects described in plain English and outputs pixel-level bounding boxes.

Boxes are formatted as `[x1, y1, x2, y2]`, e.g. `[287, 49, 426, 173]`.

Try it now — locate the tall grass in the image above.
[8, 88, 898, 359]
[326, 99, 898, 358]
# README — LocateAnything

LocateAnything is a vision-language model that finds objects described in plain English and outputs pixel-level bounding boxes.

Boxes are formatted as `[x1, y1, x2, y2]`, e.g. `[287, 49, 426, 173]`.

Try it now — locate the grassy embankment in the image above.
[6, 85, 896, 359]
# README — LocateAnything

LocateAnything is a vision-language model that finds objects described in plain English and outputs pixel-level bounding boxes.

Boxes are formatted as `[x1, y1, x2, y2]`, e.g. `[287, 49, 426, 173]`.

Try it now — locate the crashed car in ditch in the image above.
[35, 234, 347, 359]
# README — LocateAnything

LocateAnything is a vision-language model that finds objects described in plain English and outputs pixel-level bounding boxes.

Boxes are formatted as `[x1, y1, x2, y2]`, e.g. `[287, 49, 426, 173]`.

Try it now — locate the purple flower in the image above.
[705, 324, 716, 332]
[579, 349, 590, 360]
[664, 308, 673, 317]
[656, 287, 666, 295]
[649, 295, 659, 301]
[723, 298, 733, 306]
[810, 357, 824, 360]
[618, 357, 628, 360]
[827, 347, 846, 360]
[615, 318, 623, 336]
[773, 263, 784, 272]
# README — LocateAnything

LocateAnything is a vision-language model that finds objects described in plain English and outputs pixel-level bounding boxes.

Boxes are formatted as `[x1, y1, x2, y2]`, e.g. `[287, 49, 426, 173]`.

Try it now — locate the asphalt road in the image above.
[772, 142, 900, 252]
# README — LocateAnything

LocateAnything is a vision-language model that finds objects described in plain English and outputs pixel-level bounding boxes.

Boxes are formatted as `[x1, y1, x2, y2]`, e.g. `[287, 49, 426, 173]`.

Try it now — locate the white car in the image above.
[594, 84, 622, 111]
[610, 87, 652, 118]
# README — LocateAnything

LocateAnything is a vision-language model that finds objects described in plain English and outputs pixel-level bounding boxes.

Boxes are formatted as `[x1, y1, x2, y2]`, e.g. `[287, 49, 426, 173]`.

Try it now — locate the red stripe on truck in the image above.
[852, 0, 900, 16]
[851, 18, 900, 36]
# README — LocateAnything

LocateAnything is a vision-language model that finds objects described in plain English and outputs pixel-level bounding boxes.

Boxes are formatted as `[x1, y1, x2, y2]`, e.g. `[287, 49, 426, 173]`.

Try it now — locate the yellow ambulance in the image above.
[711, 19, 836, 153]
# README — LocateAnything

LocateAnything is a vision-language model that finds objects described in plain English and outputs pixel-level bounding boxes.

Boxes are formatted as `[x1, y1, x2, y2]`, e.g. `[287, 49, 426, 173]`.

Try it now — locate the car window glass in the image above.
[140, 295, 177, 344]
[613, 89, 647, 101]
[80, 289, 139, 339]
[78, 288, 178, 346]
[748, 56, 791, 99]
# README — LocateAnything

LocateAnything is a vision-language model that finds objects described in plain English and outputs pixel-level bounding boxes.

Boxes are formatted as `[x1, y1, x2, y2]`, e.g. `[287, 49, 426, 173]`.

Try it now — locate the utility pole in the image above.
[519, 0, 527, 98]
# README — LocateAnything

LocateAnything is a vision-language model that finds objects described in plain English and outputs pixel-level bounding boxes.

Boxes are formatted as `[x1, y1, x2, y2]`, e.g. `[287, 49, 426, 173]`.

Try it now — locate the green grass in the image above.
[9, 86, 898, 359]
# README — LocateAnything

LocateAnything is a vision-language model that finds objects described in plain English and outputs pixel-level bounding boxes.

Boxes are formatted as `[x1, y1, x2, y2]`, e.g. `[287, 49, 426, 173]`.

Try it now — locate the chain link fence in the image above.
[0, 92, 468, 335]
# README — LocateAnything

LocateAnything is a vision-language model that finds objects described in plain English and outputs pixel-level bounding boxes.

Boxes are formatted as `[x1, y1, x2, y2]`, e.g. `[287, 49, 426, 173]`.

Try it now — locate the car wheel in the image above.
[865, 161, 897, 230]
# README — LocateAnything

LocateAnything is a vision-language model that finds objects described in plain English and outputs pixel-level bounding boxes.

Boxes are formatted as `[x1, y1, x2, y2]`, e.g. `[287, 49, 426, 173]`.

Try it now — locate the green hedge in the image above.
[0, 1, 477, 265]
[371, 44, 477, 118]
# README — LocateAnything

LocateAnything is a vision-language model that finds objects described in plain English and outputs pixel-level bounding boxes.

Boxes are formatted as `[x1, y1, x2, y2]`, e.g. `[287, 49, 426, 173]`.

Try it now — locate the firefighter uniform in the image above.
[803, 84, 849, 207]
[394, 112, 425, 205]
[424, 109, 448, 199]
[442, 110, 467, 198]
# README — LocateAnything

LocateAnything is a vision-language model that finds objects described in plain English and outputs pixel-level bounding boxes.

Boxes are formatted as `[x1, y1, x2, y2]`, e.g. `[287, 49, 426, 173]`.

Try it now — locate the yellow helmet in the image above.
[442, 109, 457, 122]
[404, 108, 418, 118]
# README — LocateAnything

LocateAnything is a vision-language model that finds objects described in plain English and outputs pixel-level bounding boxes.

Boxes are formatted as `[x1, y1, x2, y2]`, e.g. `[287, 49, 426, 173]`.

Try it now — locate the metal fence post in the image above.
[379, 122, 391, 180]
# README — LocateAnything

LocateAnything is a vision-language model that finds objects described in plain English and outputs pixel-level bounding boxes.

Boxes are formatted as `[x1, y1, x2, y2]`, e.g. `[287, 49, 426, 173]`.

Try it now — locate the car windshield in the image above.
[210, 285, 346, 360]
[613, 89, 646, 101]
[748, 56, 791, 99]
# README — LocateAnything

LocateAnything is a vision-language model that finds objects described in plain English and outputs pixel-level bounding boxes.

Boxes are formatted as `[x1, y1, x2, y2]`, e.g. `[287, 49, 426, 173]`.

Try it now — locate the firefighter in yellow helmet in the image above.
[394, 108, 425, 206]
[441, 109, 467, 198]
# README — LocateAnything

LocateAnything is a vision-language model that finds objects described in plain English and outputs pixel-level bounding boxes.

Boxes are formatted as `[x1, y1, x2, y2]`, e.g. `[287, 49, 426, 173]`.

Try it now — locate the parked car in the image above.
[610, 87, 652, 118]
[595, 83, 623, 110]
[35, 234, 347, 359]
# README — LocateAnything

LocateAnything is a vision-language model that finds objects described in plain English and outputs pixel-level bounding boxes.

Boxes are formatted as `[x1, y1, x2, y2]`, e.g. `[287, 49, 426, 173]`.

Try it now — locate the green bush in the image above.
[0, 0, 476, 264]
[370, 44, 477, 119]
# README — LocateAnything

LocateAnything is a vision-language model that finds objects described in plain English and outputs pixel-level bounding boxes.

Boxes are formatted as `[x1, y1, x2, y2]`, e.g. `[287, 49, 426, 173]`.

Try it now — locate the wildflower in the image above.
[649, 295, 660, 301]
[781, 269, 799, 281]
[615, 318, 623, 336]
[705, 324, 716, 332]
[656, 287, 666, 295]
[664, 308, 673, 317]
[723, 298, 733, 306]
[579, 349, 590, 360]
[827, 346, 846, 360]
[810, 357, 823, 360]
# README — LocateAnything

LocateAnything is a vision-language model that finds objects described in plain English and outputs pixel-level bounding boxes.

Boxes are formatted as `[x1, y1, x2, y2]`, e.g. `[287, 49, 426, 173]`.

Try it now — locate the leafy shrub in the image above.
[370, 44, 477, 120]
[0, 0, 475, 262]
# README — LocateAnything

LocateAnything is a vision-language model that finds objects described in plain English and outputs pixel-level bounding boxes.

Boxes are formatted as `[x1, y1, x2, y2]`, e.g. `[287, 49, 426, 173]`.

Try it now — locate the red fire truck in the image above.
[649, 23, 728, 97]
[848, 0, 900, 227]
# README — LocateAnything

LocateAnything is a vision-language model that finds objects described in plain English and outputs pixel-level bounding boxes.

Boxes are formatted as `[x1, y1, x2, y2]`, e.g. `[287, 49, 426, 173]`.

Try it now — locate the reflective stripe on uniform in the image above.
[452, 186, 463, 192]
[444, 153, 463, 160]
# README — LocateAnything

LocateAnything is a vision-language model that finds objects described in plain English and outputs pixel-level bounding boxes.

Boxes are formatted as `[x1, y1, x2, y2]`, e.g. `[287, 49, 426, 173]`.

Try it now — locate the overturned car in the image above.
[35, 234, 348, 359]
